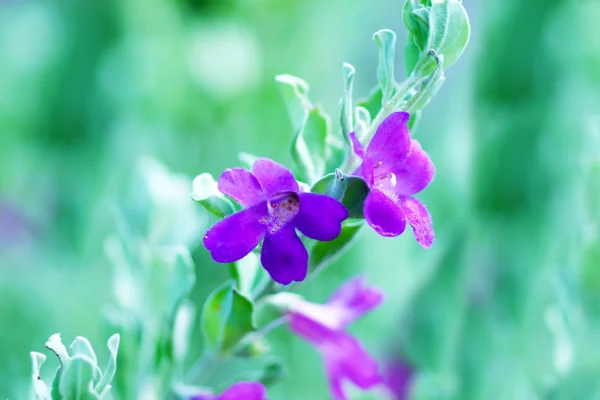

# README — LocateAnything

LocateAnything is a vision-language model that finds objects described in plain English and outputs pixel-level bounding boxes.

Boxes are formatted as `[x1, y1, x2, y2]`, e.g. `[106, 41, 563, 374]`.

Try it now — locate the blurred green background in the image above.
[1, 0, 600, 399]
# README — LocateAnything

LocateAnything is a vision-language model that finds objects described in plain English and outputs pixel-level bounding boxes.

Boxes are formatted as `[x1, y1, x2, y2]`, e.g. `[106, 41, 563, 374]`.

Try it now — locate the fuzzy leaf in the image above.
[94, 334, 120, 396]
[290, 107, 331, 184]
[30, 352, 51, 400]
[59, 355, 101, 400]
[340, 63, 355, 144]
[192, 172, 236, 219]
[374, 29, 397, 103]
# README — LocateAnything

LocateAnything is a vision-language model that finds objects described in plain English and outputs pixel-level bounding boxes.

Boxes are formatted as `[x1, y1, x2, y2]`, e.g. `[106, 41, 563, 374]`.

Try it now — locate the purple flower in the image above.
[284, 276, 384, 400]
[203, 158, 348, 285]
[192, 381, 266, 400]
[383, 359, 414, 400]
[350, 112, 435, 248]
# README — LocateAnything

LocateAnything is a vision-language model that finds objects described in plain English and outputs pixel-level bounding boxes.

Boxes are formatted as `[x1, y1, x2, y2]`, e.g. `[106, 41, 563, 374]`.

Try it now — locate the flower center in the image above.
[259, 194, 300, 234]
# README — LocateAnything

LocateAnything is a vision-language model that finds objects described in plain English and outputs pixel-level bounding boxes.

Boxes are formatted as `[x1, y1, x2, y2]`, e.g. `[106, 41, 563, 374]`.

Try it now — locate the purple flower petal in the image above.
[294, 193, 348, 241]
[260, 226, 308, 285]
[252, 158, 299, 197]
[218, 168, 266, 207]
[323, 331, 383, 399]
[219, 382, 266, 400]
[392, 140, 435, 196]
[364, 189, 406, 237]
[364, 112, 411, 181]
[326, 276, 384, 328]
[383, 360, 414, 400]
[401, 197, 434, 248]
[203, 204, 267, 263]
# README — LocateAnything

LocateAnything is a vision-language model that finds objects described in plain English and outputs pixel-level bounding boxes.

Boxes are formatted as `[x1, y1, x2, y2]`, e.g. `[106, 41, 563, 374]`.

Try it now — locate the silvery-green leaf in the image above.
[30, 352, 51, 400]
[339, 62, 355, 144]
[69, 337, 102, 380]
[275, 74, 313, 132]
[290, 106, 330, 184]
[172, 301, 195, 372]
[354, 106, 371, 139]
[59, 355, 101, 400]
[405, 34, 422, 74]
[405, 52, 445, 113]
[45, 334, 71, 366]
[373, 29, 397, 103]
[192, 172, 236, 219]
[424, 0, 470, 72]
[94, 334, 120, 396]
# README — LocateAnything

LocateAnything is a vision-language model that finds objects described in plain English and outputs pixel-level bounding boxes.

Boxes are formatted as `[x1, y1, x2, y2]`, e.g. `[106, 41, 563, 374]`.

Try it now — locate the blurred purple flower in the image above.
[203, 158, 348, 285]
[350, 112, 435, 248]
[285, 276, 384, 400]
[0, 200, 31, 245]
[192, 381, 266, 400]
[383, 359, 414, 400]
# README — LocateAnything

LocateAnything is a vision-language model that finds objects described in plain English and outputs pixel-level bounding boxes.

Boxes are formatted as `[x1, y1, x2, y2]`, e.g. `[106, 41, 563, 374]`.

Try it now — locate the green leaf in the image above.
[357, 87, 383, 122]
[373, 29, 397, 103]
[69, 337, 102, 379]
[172, 301, 195, 371]
[201, 282, 257, 354]
[408, 111, 422, 131]
[192, 172, 236, 219]
[94, 334, 120, 397]
[30, 352, 51, 400]
[405, 35, 422, 75]
[339, 63, 355, 143]
[426, 0, 470, 71]
[405, 52, 446, 113]
[59, 355, 101, 400]
[258, 358, 287, 386]
[412, 7, 431, 50]
[311, 170, 369, 219]
[290, 107, 330, 184]
[275, 74, 313, 132]
[310, 219, 364, 270]
[354, 106, 371, 139]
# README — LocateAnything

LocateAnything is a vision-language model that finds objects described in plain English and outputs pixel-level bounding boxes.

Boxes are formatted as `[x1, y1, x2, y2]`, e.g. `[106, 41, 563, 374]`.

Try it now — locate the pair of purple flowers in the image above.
[193, 276, 412, 400]
[203, 111, 435, 285]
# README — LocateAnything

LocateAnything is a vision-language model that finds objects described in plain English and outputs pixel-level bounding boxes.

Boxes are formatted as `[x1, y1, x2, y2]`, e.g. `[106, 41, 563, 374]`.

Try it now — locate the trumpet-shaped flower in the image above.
[203, 158, 348, 285]
[192, 381, 266, 400]
[281, 276, 384, 400]
[350, 111, 435, 248]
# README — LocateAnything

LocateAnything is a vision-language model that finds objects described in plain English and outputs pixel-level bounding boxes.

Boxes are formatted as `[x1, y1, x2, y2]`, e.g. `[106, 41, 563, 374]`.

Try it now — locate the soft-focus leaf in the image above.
[405, 53, 445, 113]
[311, 170, 369, 219]
[340, 62, 355, 144]
[94, 334, 120, 397]
[69, 337, 102, 380]
[30, 352, 51, 400]
[201, 282, 257, 354]
[290, 106, 330, 184]
[275, 74, 312, 132]
[258, 358, 287, 386]
[59, 355, 101, 400]
[172, 301, 195, 371]
[309, 219, 364, 270]
[192, 172, 236, 219]
[374, 29, 397, 103]
[354, 106, 372, 139]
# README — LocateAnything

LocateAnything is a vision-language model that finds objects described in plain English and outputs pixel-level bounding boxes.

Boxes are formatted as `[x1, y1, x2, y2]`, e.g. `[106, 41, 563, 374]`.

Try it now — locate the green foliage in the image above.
[192, 172, 236, 219]
[32, 334, 120, 400]
[276, 75, 344, 184]
[373, 29, 397, 103]
[309, 219, 364, 271]
[201, 282, 257, 355]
